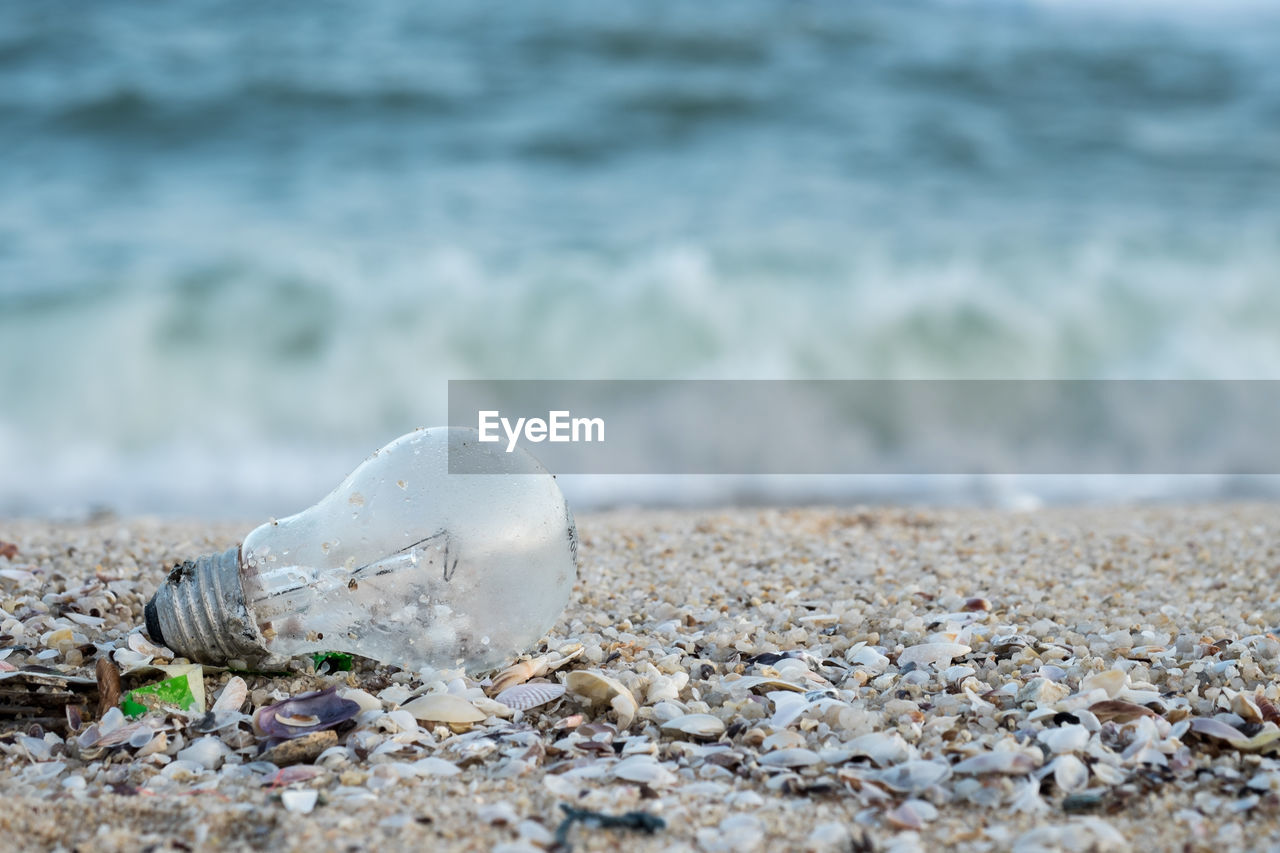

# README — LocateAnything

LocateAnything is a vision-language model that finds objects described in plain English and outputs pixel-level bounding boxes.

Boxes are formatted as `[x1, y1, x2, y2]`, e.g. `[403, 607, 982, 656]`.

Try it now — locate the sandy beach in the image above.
[1, 506, 1278, 852]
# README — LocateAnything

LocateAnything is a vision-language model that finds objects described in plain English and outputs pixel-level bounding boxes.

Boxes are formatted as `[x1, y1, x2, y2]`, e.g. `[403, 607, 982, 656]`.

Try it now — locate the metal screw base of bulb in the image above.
[144, 546, 269, 666]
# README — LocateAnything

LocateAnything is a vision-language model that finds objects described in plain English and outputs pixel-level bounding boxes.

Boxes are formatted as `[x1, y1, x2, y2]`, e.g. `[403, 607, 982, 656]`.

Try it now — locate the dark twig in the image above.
[554, 804, 665, 851]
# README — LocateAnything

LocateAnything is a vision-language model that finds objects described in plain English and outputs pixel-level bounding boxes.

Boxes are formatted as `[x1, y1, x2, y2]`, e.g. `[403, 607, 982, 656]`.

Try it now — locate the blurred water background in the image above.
[3, 0, 1280, 517]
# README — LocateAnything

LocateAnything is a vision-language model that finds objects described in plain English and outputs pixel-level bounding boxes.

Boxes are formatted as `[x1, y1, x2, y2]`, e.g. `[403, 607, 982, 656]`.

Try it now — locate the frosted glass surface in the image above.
[239, 427, 577, 671]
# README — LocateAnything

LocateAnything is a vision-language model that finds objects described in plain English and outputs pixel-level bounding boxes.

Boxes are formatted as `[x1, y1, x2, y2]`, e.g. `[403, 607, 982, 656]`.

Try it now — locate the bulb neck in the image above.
[145, 545, 269, 666]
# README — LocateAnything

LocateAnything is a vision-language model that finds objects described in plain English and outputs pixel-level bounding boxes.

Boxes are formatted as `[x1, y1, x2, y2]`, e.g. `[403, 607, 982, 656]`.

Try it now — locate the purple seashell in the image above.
[254, 686, 359, 739]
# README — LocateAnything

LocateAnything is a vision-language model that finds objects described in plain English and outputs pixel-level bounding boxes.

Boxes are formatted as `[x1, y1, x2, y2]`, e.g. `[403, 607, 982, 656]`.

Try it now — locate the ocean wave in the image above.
[2, 0, 1280, 514]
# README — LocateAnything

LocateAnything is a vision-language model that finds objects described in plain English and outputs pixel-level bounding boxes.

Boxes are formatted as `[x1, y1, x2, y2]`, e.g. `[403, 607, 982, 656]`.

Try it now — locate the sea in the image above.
[2, 0, 1279, 517]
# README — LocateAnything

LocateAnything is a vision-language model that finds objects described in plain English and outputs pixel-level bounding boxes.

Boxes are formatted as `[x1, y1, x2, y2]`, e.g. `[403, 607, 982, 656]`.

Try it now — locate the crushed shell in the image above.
[564, 670, 638, 729]
[6, 509, 1280, 850]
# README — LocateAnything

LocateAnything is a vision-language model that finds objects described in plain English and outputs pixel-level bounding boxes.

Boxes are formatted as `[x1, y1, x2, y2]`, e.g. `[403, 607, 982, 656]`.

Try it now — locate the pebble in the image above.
[3, 508, 1280, 851]
[261, 730, 339, 766]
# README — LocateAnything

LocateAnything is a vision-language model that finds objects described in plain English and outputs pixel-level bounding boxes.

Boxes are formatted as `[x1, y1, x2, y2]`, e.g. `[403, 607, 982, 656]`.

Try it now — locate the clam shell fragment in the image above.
[661, 713, 726, 740]
[211, 676, 248, 714]
[898, 643, 971, 668]
[565, 671, 638, 730]
[401, 693, 487, 725]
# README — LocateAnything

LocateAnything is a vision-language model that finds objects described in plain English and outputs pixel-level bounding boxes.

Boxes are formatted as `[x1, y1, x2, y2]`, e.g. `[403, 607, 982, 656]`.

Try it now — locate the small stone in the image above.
[261, 730, 339, 766]
[281, 789, 318, 815]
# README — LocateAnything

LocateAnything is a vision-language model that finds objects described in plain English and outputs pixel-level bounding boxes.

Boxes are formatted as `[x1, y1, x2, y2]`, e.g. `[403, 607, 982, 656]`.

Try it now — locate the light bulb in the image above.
[144, 427, 578, 672]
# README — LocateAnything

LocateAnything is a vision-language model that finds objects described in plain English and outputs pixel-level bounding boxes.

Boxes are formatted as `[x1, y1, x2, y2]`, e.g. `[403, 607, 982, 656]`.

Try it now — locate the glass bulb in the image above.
[144, 427, 578, 672]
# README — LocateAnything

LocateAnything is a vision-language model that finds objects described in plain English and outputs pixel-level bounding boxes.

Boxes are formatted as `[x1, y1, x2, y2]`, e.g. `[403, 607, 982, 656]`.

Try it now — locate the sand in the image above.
[0, 506, 1278, 852]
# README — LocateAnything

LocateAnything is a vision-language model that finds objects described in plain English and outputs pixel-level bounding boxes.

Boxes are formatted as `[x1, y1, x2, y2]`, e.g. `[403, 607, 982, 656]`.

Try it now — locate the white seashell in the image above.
[952, 750, 1037, 775]
[645, 673, 687, 705]
[518, 819, 556, 847]
[1018, 678, 1070, 706]
[210, 676, 248, 714]
[649, 701, 687, 724]
[176, 736, 231, 770]
[378, 685, 414, 706]
[1120, 689, 1162, 706]
[21, 761, 66, 783]
[348, 730, 383, 754]
[478, 802, 520, 826]
[1248, 771, 1280, 793]
[943, 665, 976, 684]
[339, 689, 383, 714]
[1010, 778, 1050, 815]
[128, 631, 170, 659]
[491, 657, 548, 693]
[371, 740, 414, 757]
[758, 747, 821, 768]
[620, 736, 657, 756]
[611, 755, 677, 786]
[1091, 762, 1126, 786]
[722, 675, 806, 694]
[496, 681, 567, 712]
[898, 643, 970, 668]
[871, 760, 950, 793]
[98, 721, 152, 748]
[761, 730, 806, 752]
[75, 723, 101, 749]
[135, 731, 167, 758]
[15, 735, 51, 761]
[127, 726, 155, 749]
[768, 691, 811, 729]
[382, 709, 419, 733]
[452, 738, 499, 763]
[845, 731, 912, 767]
[1080, 669, 1126, 699]
[1074, 709, 1102, 733]
[401, 693, 487, 725]
[1057, 688, 1111, 712]
[565, 671, 638, 730]
[469, 696, 515, 719]
[274, 766, 324, 786]
[98, 706, 126, 735]
[1039, 664, 1068, 682]
[1013, 817, 1128, 852]
[1039, 724, 1090, 754]
[886, 798, 937, 830]
[773, 658, 812, 681]
[161, 759, 206, 782]
[698, 814, 764, 853]
[1050, 754, 1089, 792]
[281, 789, 318, 814]
[1132, 745, 1168, 766]
[661, 713, 726, 739]
[315, 746, 351, 766]
[490, 647, 583, 694]
[412, 757, 461, 776]
[1188, 716, 1251, 745]
[807, 823, 850, 849]
[1232, 691, 1264, 724]
[112, 648, 154, 670]
[846, 646, 889, 674]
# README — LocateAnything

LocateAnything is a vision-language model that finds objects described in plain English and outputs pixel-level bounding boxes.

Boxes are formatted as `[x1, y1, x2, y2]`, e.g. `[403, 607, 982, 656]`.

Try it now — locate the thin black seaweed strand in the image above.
[553, 804, 665, 851]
